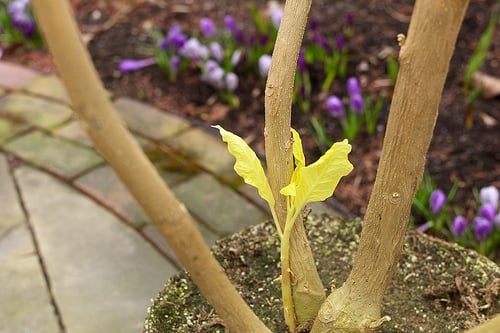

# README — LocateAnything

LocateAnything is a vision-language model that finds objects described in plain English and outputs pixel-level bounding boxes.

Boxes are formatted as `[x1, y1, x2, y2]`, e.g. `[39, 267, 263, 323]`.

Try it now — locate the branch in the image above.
[311, 0, 470, 331]
[264, 0, 326, 329]
[31, 1, 271, 332]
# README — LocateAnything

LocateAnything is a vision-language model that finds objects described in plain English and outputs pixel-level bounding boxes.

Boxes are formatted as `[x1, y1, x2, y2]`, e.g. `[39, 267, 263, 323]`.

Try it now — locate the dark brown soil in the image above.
[5, 0, 498, 220]
[144, 215, 500, 332]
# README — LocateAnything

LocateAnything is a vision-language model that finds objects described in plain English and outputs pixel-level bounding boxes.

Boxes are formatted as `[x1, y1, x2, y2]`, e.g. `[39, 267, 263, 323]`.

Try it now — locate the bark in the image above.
[310, 0, 470, 332]
[31, 1, 271, 332]
[264, 0, 326, 328]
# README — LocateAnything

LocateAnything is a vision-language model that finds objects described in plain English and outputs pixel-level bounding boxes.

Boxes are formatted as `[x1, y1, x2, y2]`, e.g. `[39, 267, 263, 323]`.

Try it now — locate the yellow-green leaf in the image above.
[213, 125, 275, 207]
[291, 128, 305, 168]
[292, 139, 353, 210]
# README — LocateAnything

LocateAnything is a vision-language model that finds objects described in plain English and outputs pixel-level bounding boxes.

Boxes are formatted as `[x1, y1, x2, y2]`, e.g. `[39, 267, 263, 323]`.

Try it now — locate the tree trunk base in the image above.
[144, 214, 500, 333]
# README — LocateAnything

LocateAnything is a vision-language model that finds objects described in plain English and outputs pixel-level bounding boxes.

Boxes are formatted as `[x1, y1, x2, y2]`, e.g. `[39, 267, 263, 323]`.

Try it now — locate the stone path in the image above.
[0, 61, 344, 332]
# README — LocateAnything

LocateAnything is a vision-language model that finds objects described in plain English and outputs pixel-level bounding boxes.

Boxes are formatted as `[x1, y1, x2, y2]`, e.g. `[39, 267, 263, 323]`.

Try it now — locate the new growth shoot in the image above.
[214, 125, 353, 330]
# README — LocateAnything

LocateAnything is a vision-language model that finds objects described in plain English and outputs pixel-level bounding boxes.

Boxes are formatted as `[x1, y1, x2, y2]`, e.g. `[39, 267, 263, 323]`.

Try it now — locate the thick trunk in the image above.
[311, 0, 470, 331]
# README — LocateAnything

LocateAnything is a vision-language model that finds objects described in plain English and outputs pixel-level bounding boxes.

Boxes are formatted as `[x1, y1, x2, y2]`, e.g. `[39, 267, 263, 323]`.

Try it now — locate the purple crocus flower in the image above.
[8, 0, 36, 38]
[495, 214, 500, 229]
[297, 48, 307, 73]
[479, 204, 497, 221]
[225, 72, 239, 91]
[335, 33, 345, 52]
[231, 50, 242, 66]
[325, 96, 345, 119]
[451, 216, 468, 236]
[269, 4, 283, 29]
[202, 60, 225, 89]
[224, 15, 238, 35]
[158, 24, 187, 51]
[347, 77, 361, 96]
[180, 38, 209, 62]
[346, 13, 353, 26]
[118, 58, 156, 72]
[258, 54, 272, 78]
[200, 17, 217, 38]
[429, 189, 446, 214]
[473, 216, 493, 242]
[349, 94, 364, 115]
[209, 42, 224, 62]
[480, 186, 499, 207]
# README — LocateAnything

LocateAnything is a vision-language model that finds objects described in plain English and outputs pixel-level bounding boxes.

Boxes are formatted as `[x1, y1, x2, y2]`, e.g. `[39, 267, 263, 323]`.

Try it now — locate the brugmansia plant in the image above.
[31, 0, 499, 332]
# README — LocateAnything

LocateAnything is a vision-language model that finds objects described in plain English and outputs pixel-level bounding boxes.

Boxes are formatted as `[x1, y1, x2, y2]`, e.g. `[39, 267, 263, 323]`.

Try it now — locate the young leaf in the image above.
[286, 139, 353, 210]
[291, 128, 305, 168]
[213, 125, 275, 207]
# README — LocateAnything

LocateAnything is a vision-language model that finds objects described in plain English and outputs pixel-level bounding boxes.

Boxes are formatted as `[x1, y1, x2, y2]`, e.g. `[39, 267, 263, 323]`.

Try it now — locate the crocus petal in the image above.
[479, 204, 497, 221]
[480, 186, 499, 207]
[347, 77, 361, 96]
[451, 216, 468, 236]
[349, 93, 365, 115]
[325, 96, 345, 119]
[225, 72, 239, 91]
[429, 189, 446, 214]
[258, 54, 272, 78]
[200, 17, 217, 38]
[473, 216, 493, 242]
[118, 58, 156, 72]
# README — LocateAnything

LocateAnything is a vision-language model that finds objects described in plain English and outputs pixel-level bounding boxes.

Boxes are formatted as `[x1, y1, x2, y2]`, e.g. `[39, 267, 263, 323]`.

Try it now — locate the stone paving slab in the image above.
[142, 218, 220, 267]
[0, 155, 60, 333]
[74, 164, 190, 228]
[3, 130, 103, 179]
[0, 256, 61, 333]
[168, 127, 239, 182]
[0, 115, 30, 143]
[114, 97, 191, 141]
[0, 61, 39, 89]
[0, 154, 26, 239]
[24, 75, 70, 103]
[173, 173, 270, 236]
[0, 93, 72, 130]
[15, 165, 177, 333]
[52, 120, 94, 147]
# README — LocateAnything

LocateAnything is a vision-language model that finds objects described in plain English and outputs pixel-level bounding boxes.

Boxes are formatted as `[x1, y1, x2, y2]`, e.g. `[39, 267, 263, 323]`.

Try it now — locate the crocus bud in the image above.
[347, 77, 361, 96]
[231, 50, 242, 66]
[297, 48, 307, 73]
[349, 94, 364, 115]
[473, 216, 493, 242]
[335, 33, 345, 52]
[225, 72, 239, 91]
[269, 3, 283, 28]
[224, 15, 238, 35]
[200, 17, 216, 38]
[325, 96, 345, 119]
[451, 216, 468, 236]
[209, 42, 224, 62]
[118, 58, 156, 72]
[159, 24, 187, 51]
[479, 204, 497, 221]
[429, 189, 446, 214]
[180, 38, 209, 62]
[258, 54, 272, 78]
[480, 186, 499, 207]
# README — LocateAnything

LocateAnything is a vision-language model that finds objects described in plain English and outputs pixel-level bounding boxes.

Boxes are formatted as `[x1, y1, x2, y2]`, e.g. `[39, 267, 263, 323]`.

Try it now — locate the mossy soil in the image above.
[144, 214, 500, 333]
